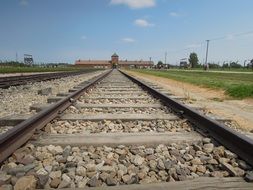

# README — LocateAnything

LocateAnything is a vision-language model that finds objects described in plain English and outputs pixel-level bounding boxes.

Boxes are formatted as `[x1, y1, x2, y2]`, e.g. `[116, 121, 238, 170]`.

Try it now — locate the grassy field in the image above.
[0, 66, 92, 73]
[132, 69, 253, 99]
[178, 67, 253, 72]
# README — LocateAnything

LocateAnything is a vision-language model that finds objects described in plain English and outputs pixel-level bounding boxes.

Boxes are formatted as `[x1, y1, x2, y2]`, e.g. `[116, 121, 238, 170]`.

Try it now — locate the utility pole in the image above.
[164, 52, 167, 65]
[16, 52, 18, 62]
[205, 40, 210, 70]
[244, 60, 247, 69]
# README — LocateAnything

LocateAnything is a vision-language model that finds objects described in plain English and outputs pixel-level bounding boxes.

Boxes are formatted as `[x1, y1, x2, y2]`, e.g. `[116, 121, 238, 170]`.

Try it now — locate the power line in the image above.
[167, 30, 253, 53]
[166, 30, 253, 64]
[209, 30, 253, 41]
[167, 45, 202, 53]
[204, 30, 253, 67]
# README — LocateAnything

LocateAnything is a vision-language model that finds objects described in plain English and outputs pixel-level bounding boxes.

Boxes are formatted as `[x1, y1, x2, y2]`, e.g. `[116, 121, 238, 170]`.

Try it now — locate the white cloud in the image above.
[110, 0, 156, 9]
[81, 35, 87, 40]
[169, 12, 181, 17]
[122, 38, 135, 43]
[20, 0, 29, 6]
[134, 19, 154, 27]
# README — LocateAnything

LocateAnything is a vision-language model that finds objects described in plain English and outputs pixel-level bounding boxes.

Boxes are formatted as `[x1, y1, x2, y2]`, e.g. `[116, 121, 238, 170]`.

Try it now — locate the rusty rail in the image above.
[0, 70, 112, 163]
[120, 70, 253, 166]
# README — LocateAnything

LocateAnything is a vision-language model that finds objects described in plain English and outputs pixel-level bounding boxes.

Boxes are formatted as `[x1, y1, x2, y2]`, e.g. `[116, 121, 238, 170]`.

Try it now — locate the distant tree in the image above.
[209, 63, 220, 69]
[230, 61, 242, 68]
[0, 61, 25, 67]
[222, 62, 229, 68]
[188, 52, 199, 68]
[157, 61, 164, 69]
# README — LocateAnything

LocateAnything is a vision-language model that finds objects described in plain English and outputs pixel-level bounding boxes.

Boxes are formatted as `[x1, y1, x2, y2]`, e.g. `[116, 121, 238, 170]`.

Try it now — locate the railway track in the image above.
[0, 69, 253, 189]
[0, 70, 95, 89]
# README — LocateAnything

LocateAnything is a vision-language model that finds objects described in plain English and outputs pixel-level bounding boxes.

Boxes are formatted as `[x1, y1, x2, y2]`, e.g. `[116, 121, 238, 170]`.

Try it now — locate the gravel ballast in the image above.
[0, 71, 105, 118]
[64, 105, 172, 115]
[78, 98, 158, 104]
[45, 119, 194, 134]
[0, 140, 252, 189]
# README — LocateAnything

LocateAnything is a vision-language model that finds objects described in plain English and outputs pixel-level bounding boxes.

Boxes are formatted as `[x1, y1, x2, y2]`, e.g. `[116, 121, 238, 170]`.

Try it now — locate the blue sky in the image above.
[0, 0, 253, 65]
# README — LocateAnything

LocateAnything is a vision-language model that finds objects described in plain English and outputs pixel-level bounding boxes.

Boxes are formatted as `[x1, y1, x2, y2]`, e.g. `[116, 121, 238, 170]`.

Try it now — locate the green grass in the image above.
[180, 67, 253, 72]
[132, 69, 253, 99]
[0, 66, 93, 73]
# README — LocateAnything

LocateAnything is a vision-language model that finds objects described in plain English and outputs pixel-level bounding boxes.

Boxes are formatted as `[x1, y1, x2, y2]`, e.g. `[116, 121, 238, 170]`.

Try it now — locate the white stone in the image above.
[49, 170, 62, 179]
[133, 155, 145, 166]
[36, 168, 48, 175]
[76, 166, 87, 177]
[47, 145, 63, 155]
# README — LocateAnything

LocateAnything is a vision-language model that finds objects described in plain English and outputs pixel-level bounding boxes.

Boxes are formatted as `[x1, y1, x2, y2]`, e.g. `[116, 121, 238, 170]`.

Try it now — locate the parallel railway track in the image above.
[0, 70, 95, 89]
[0, 69, 253, 189]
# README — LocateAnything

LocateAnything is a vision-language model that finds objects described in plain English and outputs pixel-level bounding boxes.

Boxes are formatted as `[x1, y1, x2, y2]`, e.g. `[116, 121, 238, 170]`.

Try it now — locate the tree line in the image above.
[156, 52, 253, 70]
[0, 61, 71, 67]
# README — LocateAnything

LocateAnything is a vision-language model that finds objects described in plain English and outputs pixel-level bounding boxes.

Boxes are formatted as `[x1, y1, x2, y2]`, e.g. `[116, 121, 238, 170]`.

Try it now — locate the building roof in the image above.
[75, 60, 154, 66]
[75, 60, 110, 65]
[75, 53, 154, 66]
[119, 60, 154, 65]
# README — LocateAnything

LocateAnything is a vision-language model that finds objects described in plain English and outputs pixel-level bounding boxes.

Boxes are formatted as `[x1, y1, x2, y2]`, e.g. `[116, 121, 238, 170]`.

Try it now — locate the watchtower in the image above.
[111, 53, 119, 68]
[24, 54, 34, 65]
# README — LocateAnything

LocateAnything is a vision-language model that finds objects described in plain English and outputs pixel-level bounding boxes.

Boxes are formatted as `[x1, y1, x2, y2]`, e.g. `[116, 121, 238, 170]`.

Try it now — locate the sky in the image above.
[0, 0, 253, 65]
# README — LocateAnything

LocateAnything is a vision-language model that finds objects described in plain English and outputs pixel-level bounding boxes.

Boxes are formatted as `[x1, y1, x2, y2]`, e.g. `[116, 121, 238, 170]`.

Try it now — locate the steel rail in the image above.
[0, 70, 97, 89]
[0, 69, 112, 163]
[120, 69, 253, 166]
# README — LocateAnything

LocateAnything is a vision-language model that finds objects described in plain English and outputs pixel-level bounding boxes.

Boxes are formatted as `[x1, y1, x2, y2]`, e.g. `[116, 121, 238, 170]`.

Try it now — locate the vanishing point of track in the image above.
[0, 69, 253, 189]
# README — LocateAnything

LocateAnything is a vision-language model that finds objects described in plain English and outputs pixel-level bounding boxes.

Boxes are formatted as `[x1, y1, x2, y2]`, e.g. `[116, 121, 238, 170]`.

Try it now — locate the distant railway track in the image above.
[0, 70, 95, 89]
[0, 69, 253, 189]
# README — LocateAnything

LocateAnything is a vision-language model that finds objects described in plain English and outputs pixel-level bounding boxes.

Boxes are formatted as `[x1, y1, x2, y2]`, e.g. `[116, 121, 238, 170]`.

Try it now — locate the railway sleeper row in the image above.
[0, 70, 253, 189]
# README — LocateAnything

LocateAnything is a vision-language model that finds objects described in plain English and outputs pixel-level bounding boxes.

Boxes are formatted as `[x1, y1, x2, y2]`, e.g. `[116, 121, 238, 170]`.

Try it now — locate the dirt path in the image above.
[126, 70, 253, 132]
